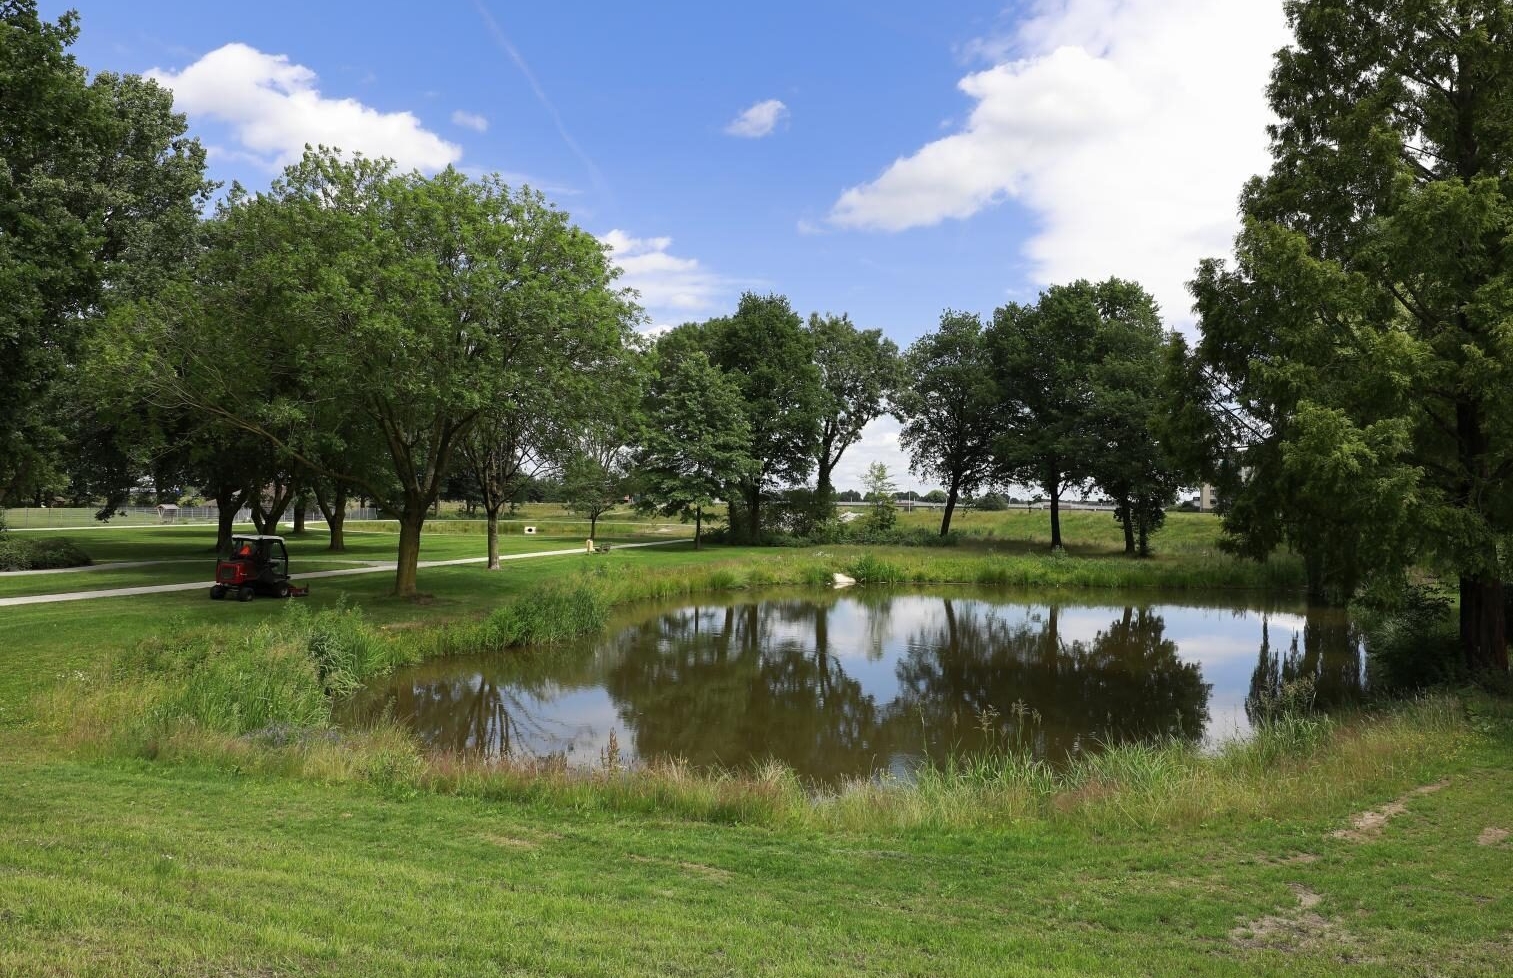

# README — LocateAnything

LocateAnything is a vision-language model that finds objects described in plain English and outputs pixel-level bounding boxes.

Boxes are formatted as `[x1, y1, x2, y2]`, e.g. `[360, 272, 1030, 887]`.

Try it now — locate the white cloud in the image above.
[600, 230, 735, 331]
[148, 43, 461, 172]
[724, 98, 789, 138]
[451, 109, 489, 132]
[828, 0, 1292, 322]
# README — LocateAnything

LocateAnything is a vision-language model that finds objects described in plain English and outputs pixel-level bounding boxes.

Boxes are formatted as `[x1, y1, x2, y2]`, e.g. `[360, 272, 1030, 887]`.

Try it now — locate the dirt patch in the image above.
[1330, 781, 1447, 843]
[481, 833, 539, 851]
[1477, 827, 1509, 847]
[626, 854, 735, 882]
[1230, 884, 1352, 953]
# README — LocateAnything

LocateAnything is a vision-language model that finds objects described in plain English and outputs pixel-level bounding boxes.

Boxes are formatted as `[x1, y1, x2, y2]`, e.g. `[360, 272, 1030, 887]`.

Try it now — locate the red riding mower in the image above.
[210, 534, 309, 602]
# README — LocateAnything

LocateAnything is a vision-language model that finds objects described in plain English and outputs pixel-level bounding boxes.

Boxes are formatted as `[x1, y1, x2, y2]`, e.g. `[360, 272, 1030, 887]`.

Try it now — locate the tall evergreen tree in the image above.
[1191, 0, 1513, 672]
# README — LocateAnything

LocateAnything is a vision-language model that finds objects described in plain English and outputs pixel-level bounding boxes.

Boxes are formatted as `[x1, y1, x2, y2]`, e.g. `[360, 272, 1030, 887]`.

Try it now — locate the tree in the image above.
[693, 293, 824, 541]
[861, 462, 898, 532]
[132, 150, 633, 596]
[893, 311, 999, 536]
[635, 346, 755, 549]
[989, 283, 1108, 549]
[807, 313, 900, 504]
[1079, 280, 1181, 557]
[0, 2, 209, 509]
[562, 454, 622, 542]
[1191, 0, 1513, 672]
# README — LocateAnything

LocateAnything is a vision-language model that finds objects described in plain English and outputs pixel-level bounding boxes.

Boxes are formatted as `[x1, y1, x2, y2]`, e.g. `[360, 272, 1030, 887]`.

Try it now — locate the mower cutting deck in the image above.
[210, 534, 308, 601]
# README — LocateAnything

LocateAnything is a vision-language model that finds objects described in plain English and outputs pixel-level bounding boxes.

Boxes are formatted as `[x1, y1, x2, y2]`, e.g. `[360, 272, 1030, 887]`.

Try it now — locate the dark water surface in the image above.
[344, 588, 1364, 782]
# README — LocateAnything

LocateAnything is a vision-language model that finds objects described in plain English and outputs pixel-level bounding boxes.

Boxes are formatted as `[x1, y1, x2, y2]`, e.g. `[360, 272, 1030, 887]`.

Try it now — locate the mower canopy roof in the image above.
[231, 534, 286, 543]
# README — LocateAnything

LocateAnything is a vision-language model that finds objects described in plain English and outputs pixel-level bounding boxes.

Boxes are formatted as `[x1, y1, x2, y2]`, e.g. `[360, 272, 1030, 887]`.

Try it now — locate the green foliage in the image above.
[635, 346, 755, 548]
[0, 535, 90, 571]
[807, 312, 901, 499]
[894, 311, 999, 536]
[860, 462, 898, 532]
[686, 293, 825, 539]
[0, 2, 210, 508]
[483, 579, 613, 648]
[1357, 584, 1462, 693]
[1192, 0, 1513, 669]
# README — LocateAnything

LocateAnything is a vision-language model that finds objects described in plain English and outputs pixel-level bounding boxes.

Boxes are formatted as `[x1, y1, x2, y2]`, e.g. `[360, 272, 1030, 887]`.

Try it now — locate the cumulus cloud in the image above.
[829, 0, 1292, 321]
[725, 99, 789, 138]
[451, 109, 489, 132]
[600, 230, 736, 331]
[148, 43, 460, 172]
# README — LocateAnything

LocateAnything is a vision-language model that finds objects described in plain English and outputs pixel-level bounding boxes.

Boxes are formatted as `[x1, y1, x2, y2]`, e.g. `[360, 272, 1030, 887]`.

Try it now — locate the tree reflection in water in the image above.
[890, 601, 1211, 764]
[352, 593, 1335, 783]
[1246, 608, 1365, 724]
[351, 657, 602, 759]
[603, 600, 891, 782]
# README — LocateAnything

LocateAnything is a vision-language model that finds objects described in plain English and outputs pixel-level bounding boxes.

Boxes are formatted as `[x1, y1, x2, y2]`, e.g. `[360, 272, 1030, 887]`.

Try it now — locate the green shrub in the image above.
[0, 535, 91, 571]
[1357, 584, 1461, 692]
[484, 578, 612, 648]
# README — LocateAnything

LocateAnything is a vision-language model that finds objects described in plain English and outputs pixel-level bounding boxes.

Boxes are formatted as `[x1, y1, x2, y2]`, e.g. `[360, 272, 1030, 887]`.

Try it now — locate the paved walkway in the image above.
[0, 541, 679, 607]
[0, 558, 390, 578]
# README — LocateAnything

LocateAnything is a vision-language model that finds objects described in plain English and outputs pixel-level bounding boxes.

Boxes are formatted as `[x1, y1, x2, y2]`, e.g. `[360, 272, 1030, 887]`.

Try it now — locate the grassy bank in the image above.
[23, 556, 1462, 834]
[5, 694, 1511, 976]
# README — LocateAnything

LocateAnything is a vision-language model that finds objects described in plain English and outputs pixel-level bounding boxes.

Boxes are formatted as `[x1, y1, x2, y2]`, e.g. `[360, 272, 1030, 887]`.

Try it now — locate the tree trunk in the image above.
[816, 446, 836, 509]
[292, 496, 308, 534]
[1137, 521, 1151, 559]
[1119, 496, 1135, 556]
[1460, 575, 1509, 674]
[746, 485, 762, 541]
[940, 480, 960, 536]
[694, 505, 703, 550]
[1048, 476, 1063, 550]
[393, 501, 426, 597]
[314, 483, 347, 552]
[589, 511, 599, 541]
[213, 487, 247, 554]
[485, 503, 501, 570]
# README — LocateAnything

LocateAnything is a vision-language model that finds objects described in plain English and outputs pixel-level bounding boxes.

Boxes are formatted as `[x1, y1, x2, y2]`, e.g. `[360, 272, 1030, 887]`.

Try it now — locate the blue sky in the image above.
[49, 0, 1292, 491]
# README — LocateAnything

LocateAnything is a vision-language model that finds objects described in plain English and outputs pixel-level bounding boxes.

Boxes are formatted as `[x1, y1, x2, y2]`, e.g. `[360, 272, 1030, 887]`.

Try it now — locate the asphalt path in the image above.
[0, 541, 680, 607]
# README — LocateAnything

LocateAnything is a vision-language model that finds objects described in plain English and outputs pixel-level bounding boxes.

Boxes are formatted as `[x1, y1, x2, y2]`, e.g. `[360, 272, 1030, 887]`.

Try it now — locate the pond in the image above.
[344, 588, 1365, 783]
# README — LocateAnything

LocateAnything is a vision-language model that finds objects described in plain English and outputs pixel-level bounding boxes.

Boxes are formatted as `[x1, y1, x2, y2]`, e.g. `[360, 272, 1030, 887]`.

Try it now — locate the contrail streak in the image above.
[472, 1, 611, 199]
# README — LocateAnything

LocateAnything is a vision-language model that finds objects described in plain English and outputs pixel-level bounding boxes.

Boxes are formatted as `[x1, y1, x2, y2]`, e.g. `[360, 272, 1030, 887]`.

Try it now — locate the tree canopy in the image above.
[1191, 0, 1513, 670]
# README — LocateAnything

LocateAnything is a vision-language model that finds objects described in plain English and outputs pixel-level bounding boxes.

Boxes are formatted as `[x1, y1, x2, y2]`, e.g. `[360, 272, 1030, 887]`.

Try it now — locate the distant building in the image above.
[1199, 485, 1219, 512]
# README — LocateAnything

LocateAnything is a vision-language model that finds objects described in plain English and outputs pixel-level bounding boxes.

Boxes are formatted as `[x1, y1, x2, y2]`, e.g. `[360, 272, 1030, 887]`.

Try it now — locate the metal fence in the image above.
[1, 505, 380, 530]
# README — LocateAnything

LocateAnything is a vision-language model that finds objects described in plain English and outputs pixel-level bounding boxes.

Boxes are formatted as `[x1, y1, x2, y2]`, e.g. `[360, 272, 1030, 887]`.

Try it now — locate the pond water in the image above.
[344, 588, 1365, 783]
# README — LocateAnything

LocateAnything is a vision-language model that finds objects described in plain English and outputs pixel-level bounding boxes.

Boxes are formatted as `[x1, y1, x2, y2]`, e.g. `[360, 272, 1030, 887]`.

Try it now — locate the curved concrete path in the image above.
[0, 541, 679, 607]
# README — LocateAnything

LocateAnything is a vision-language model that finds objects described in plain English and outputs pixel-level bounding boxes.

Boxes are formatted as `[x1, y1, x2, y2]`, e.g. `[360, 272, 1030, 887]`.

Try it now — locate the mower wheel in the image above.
[277, 582, 291, 599]
[237, 586, 255, 603]
[210, 586, 227, 601]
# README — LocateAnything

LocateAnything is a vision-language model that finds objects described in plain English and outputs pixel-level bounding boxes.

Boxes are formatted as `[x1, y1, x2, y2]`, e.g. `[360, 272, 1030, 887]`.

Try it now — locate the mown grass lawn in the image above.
[2, 734, 1511, 976]
[2, 519, 1510, 976]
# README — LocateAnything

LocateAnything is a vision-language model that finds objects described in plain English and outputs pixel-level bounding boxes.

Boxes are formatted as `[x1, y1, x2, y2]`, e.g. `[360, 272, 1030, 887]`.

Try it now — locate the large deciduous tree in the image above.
[696, 293, 824, 541]
[0, 2, 208, 509]
[1080, 280, 1182, 557]
[1191, 0, 1513, 672]
[635, 346, 755, 549]
[134, 150, 633, 596]
[806, 313, 900, 504]
[893, 312, 999, 536]
[989, 283, 1104, 549]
